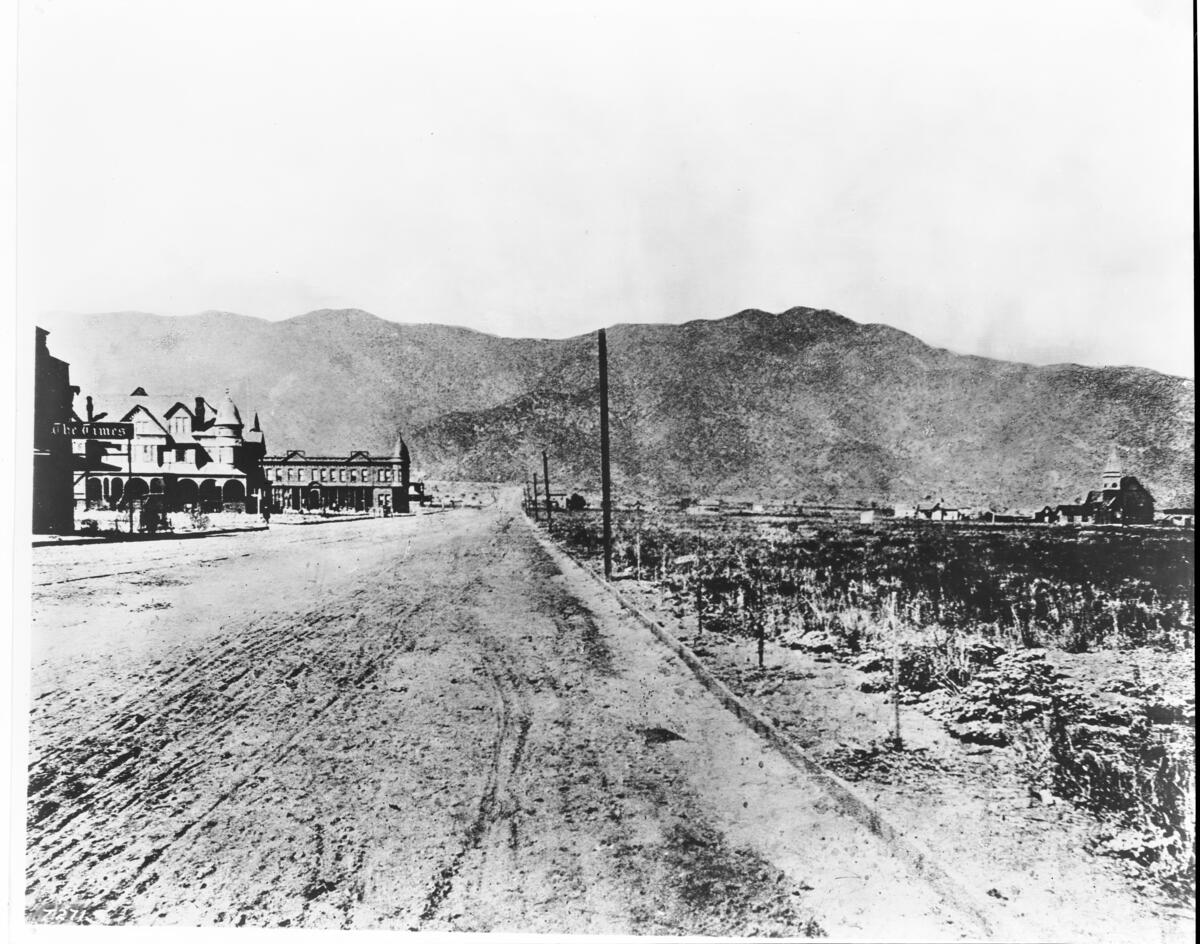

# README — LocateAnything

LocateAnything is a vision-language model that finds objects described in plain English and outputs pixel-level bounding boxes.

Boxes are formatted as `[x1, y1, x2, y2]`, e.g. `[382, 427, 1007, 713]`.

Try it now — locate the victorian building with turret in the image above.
[72, 387, 268, 513]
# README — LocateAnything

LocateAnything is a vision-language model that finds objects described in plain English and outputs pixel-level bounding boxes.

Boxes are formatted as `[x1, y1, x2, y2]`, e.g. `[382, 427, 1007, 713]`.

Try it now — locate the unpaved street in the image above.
[28, 498, 981, 936]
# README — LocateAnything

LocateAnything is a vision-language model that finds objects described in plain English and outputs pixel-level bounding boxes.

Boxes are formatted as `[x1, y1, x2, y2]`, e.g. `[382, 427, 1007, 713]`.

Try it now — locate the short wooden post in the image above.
[890, 592, 903, 749]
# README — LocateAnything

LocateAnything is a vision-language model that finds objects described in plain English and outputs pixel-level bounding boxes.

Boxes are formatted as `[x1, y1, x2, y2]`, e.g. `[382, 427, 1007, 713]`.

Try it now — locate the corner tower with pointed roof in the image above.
[391, 434, 412, 513]
[214, 389, 244, 438]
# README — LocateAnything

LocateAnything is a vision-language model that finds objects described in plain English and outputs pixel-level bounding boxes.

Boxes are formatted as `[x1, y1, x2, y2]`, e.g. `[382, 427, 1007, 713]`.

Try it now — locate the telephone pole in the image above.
[532, 472, 541, 521]
[598, 329, 613, 580]
[542, 450, 553, 527]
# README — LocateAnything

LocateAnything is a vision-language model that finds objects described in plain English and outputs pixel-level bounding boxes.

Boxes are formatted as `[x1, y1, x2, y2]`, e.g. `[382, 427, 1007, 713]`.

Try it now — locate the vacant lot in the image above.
[550, 509, 1195, 938]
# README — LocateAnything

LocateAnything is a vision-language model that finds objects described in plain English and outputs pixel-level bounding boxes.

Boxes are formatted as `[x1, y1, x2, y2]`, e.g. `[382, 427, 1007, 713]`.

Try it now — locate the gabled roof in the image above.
[163, 402, 195, 419]
[119, 401, 173, 436]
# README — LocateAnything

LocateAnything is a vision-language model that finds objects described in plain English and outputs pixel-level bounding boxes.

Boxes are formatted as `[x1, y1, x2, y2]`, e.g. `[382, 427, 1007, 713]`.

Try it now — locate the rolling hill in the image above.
[38, 307, 1195, 509]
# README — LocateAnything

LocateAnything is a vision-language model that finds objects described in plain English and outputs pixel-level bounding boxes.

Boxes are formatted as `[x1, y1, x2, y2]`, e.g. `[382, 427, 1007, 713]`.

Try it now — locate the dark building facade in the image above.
[1038, 449, 1156, 525]
[263, 439, 422, 513]
[32, 328, 77, 534]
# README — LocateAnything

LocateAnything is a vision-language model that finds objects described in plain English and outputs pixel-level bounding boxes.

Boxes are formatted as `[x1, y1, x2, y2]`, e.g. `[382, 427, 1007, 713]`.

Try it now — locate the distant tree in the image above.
[566, 493, 588, 512]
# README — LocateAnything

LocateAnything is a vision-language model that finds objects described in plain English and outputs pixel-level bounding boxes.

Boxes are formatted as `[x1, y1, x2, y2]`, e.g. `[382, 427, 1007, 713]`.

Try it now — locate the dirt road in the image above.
[28, 497, 982, 936]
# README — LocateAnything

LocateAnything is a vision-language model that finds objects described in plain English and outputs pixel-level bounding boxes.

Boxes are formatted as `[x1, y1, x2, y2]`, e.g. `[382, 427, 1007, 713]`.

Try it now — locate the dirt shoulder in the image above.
[601, 570, 1195, 944]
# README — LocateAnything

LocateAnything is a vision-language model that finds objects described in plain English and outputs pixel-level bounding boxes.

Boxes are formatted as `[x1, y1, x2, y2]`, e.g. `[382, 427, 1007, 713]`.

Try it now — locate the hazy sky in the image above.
[17, 0, 1194, 376]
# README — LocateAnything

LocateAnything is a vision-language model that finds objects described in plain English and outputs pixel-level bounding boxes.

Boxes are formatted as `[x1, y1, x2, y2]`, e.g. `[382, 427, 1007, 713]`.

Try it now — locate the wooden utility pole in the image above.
[542, 450, 553, 526]
[634, 502, 642, 582]
[532, 472, 541, 521]
[127, 441, 134, 534]
[598, 329, 613, 579]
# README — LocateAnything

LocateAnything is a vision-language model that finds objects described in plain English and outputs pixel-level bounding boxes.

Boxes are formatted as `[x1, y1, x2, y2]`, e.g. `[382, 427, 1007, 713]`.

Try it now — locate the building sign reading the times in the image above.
[51, 422, 135, 439]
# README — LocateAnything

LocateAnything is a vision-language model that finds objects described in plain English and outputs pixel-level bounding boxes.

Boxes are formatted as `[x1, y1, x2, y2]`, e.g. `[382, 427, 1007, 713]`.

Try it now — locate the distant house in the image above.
[1055, 503, 1097, 525]
[978, 510, 1032, 524]
[915, 500, 961, 522]
[891, 504, 916, 519]
[1158, 508, 1195, 528]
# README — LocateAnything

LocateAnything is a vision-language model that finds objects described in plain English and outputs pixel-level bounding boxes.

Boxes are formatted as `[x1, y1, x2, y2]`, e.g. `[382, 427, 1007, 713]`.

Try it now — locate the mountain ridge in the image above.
[38, 306, 1195, 508]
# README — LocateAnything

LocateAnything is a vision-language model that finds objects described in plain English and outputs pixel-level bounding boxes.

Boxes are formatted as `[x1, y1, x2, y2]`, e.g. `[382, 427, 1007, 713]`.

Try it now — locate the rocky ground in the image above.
[26, 492, 994, 937]
[610, 578, 1195, 943]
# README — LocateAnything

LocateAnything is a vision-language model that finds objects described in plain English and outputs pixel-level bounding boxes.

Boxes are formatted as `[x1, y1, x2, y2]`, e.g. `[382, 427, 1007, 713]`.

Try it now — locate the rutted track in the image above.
[28, 501, 985, 936]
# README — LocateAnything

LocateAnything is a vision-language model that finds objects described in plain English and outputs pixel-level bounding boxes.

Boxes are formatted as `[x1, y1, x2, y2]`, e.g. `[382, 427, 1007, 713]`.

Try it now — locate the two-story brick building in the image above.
[72, 387, 268, 513]
[263, 440, 419, 514]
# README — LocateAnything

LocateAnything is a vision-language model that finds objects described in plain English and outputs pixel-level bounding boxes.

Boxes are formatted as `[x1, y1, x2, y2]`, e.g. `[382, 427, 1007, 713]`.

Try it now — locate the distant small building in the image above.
[1055, 503, 1097, 525]
[915, 500, 961, 522]
[1158, 508, 1195, 528]
[891, 504, 916, 519]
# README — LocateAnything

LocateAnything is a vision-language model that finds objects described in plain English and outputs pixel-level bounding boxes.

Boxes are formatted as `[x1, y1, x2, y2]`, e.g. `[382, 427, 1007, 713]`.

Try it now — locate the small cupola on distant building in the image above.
[1102, 446, 1122, 491]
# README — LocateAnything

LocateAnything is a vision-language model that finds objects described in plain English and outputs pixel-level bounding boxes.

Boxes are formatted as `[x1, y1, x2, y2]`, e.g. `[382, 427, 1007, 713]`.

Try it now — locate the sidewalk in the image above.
[271, 513, 379, 526]
[32, 525, 268, 548]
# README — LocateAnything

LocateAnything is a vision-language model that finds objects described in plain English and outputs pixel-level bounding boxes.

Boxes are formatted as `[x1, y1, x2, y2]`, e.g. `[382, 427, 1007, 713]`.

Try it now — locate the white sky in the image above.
[16, 0, 1195, 376]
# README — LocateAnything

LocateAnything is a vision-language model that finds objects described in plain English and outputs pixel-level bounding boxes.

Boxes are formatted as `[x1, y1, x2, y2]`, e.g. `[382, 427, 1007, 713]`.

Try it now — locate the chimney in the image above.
[86, 395, 94, 422]
[195, 397, 206, 426]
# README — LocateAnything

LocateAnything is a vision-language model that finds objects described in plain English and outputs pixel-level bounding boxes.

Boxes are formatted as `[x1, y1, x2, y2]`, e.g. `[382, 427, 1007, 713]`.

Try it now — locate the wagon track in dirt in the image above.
[27, 503, 988, 936]
[27, 583, 434, 921]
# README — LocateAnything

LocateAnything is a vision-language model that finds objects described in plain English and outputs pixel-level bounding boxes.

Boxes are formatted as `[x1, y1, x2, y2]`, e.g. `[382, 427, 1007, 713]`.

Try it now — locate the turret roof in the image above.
[215, 389, 243, 427]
